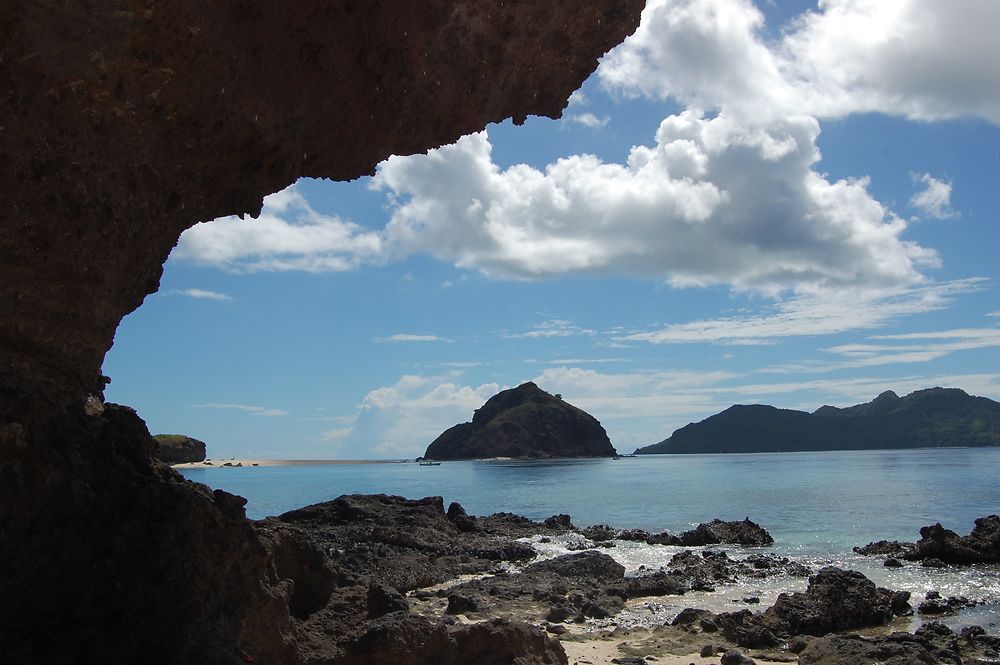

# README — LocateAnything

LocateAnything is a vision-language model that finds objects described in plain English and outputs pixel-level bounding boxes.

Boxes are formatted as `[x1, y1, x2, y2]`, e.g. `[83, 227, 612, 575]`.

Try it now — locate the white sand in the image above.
[172, 458, 402, 468]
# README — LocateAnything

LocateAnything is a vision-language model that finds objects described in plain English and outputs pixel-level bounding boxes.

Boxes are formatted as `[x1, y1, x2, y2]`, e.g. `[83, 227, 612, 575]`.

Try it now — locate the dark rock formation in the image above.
[1, 3, 643, 662]
[716, 567, 911, 648]
[677, 518, 775, 547]
[798, 622, 1000, 665]
[855, 515, 1000, 565]
[154, 433, 208, 464]
[637, 388, 1000, 454]
[424, 382, 617, 460]
[917, 591, 977, 615]
[853, 539, 917, 558]
[907, 515, 1000, 564]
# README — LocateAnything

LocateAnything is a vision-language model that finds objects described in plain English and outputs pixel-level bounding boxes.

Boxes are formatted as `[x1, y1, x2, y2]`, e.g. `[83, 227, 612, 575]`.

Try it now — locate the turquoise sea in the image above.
[181, 447, 1000, 630]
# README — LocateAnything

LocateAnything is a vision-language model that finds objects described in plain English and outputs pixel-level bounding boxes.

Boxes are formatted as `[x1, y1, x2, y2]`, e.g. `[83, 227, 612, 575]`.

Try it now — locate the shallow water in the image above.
[181, 447, 1000, 632]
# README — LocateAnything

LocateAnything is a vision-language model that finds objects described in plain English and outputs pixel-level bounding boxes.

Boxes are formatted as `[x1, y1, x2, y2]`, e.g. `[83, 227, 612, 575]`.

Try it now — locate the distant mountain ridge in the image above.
[423, 382, 617, 460]
[636, 388, 1000, 455]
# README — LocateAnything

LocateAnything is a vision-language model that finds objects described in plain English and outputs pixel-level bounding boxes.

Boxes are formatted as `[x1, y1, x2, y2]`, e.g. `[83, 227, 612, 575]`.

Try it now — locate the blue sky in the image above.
[105, 0, 1000, 459]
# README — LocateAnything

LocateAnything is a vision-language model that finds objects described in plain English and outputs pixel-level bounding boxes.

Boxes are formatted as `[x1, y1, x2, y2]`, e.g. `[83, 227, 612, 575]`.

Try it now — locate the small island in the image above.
[636, 387, 1000, 454]
[423, 382, 617, 460]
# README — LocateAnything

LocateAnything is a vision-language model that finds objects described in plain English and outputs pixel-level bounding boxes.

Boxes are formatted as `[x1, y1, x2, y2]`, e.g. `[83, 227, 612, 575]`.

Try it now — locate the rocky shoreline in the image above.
[262, 493, 1000, 665]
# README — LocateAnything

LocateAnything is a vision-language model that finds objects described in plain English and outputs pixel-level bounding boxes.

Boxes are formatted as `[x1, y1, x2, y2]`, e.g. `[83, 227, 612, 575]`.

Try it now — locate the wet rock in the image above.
[917, 592, 976, 615]
[581, 524, 620, 542]
[625, 571, 688, 598]
[544, 514, 575, 530]
[854, 540, 916, 558]
[718, 567, 911, 648]
[645, 531, 681, 546]
[907, 516, 1000, 564]
[677, 518, 774, 547]
[618, 529, 653, 542]
[884, 557, 904, 567]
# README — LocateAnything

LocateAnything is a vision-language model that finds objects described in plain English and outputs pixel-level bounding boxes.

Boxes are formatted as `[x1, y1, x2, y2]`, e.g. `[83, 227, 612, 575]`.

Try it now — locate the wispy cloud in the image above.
[909, 173, 957, 220]
[764, 327, 1000, 374]
[622, 280, 984, 345]
[190, 403, 289, 417]
[506, 319, 596, 339]
[545, 357, 629, 365]
[373, 334, 451, 344]
[172, 288, 233, 301]
[568, 112, 610, 128]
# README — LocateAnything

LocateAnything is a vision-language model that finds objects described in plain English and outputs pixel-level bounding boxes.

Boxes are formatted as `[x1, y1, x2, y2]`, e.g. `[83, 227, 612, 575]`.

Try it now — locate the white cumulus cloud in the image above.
[909, 173, 957, 220]
[172, 185, 383, 272]
[373, 115, 935, 290]
[600, 0, 1000, 123]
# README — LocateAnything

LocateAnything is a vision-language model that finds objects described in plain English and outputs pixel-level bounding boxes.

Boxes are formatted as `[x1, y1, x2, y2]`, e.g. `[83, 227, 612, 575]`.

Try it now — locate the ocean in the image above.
[181, 447, 1000, 632]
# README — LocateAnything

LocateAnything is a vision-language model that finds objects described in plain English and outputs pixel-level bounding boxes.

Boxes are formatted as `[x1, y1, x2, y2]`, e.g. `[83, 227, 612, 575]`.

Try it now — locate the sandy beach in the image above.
[172, 458, 405, 469]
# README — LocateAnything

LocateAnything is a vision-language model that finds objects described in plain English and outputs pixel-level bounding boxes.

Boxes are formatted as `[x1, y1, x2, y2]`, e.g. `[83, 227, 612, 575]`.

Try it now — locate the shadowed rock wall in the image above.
[1, 0, 642, 436]
[0, 1, 642, 662]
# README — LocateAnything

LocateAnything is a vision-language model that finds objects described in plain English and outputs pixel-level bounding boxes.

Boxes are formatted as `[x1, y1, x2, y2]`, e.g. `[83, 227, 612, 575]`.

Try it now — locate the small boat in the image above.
[612, 456, 621, 460]
[418, 461, 441, 466]
[623, 453, 638, 458]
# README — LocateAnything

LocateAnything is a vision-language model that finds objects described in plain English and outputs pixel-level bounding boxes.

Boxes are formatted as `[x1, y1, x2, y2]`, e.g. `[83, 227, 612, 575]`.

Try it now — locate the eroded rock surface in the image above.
[0, 3, 643, 662]
[1, 1, 642, 430]
[714, 567, 912, 648]
[855, 515, 1000, 565]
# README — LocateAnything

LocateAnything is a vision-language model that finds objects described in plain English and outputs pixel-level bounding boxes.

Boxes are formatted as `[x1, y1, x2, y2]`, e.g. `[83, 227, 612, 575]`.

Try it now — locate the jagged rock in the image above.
[544, 514, 575, 530]
[797, 633, 942, 664]
[677, 518, 774, 547]
[447, 501, 479, 533]
[424, 382, 617, 460]
[907, 515, 1000, 564]
[625, 571, 689, 598]
[917, 591, 976, 615]
[799, 622, 1000, 665]
[525, 551, 626, 580]
[581, 524, 620, 542]
[446, 593, 482, 615]
[154, 434, 207, 464]
[717, 567, 911, 648]
[854, 539, 917, 558]
[646, 531, 681, 545]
